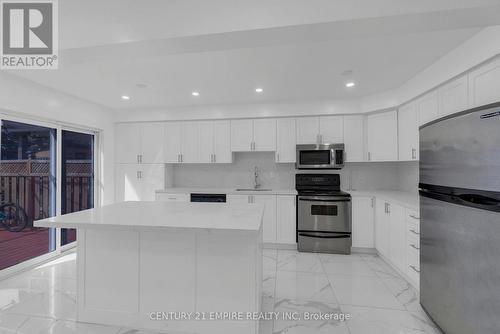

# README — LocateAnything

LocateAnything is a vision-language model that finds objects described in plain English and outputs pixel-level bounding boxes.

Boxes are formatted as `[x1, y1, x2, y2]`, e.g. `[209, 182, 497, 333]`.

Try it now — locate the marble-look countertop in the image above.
[347, 190, 419, 210]
[34, 201, 264, 233]
[156, 187, 298, 196]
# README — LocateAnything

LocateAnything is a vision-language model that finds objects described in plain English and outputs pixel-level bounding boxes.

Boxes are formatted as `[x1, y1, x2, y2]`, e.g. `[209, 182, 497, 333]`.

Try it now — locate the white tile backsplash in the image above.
[171, 152, 419, 193]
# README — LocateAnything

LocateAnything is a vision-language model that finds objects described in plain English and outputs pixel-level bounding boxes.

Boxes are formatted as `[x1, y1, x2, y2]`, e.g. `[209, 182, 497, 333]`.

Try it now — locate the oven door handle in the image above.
[298, 196, 351, 202]
[298, 232, 351, 239]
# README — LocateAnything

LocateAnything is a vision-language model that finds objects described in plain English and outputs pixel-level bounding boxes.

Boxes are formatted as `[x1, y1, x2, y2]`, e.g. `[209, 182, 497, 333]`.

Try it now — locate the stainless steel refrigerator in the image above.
[419, 102, 500, 334]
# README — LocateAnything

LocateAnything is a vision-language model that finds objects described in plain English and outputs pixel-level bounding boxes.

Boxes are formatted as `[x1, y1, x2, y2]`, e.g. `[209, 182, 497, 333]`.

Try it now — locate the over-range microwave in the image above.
[296, 144, 345, 169]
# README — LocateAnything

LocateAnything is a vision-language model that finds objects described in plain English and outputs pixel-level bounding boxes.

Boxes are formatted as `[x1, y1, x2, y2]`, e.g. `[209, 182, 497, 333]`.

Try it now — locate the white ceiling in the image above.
[9, 0, 500, 110]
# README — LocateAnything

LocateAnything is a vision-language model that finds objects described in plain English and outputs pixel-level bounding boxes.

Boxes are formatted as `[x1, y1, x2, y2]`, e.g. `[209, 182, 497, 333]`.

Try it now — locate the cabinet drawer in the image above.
[407, 246, 420, 282]
[406, 208, 420, 221]
[407, 229, 420, 251]
[156, 193, 189, 202]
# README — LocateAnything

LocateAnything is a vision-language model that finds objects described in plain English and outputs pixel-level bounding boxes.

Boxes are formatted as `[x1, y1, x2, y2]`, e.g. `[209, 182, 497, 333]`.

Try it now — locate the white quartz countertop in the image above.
[348, 190, 419, 210]
[34, 201, 264, 234]
[156, 187, 298, 196]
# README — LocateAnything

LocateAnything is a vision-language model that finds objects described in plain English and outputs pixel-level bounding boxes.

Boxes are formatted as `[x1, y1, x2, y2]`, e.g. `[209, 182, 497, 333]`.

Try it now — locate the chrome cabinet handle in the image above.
[180, 154, 183, 163]
[409, 214, 420, 220]
[368, 152, 371, 161]
[410, 244, 420, 250]
[276, 153, 280, 162]
[213, 154, 216, 163]
[137, 155, 140, 163]
[371, 197, 375, 208]
[410, 265, 420, 273]
[409, 229, 420, 235]
[136, 171, 140, 179]
[411, 148, 416, 160]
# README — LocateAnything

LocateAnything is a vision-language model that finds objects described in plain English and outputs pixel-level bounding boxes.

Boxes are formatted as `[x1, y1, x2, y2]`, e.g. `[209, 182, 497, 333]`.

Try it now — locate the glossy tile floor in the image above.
[0, 250, 442, 334]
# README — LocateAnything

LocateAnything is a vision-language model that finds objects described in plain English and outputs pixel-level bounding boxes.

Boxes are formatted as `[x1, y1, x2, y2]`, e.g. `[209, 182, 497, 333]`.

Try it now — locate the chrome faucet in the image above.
[254, 166, 261, 189]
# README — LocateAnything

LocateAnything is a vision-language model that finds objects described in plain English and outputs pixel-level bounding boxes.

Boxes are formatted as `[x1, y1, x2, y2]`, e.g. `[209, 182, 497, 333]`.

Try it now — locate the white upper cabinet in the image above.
[116, 123, 165, 164]
[296, 116, 344, 144]
[115, 164, 164, 202]
[181, 122, 200, 163]
[164, 122, 182, 163]
[319, 115, 344, 144]
[468, 56, 500, 108]
[398, 102, 419, 161]
[296, 117, 319, 144]
[213, 120, 232, 163]
[253, 119, 276, 151]
[141, 123, 165, 164]
[417, 90, 439, 126]
[438, 74, 469, 117]
[366, 110, 398, 162]
[198, 121, 214, 163]
[230, 119, 276, 152]
[115, 123, 142, 163]
[343, 115, 364, 162]
[276, 118, 296, 163]
[352, 196, 374, 248]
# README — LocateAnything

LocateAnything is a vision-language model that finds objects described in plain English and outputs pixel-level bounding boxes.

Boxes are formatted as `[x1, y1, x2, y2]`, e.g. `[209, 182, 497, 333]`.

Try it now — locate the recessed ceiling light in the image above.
[136, 83, 148, 88]
[121, 95, 130, 100]
[192, 91, 200, 96]
[255, 88, 263, 93]
[345, 82, 356, 88]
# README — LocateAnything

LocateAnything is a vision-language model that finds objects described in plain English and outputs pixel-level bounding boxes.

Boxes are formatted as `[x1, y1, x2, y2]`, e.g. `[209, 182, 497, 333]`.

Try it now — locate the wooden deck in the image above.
[0, 228, 52, 270]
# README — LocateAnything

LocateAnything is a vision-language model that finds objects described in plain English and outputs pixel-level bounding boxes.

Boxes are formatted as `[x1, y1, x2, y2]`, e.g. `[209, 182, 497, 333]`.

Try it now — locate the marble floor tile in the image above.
[343, 305, 442, 334]
[382, 276, 421, 311]
[118, 328, 196, 334]
[263, 270, 276, 298]
[17, 317, 55, 334]
[2, 290, 77, 320]
[321, 259, 377, 277]
[319, 253, 365, 264]
[0, 313, 28, 333]
[360, 254, 401, 279]
[275, 271, 337, 303]
[276, 250, 323, 273]
[263, 249, 278, 271]
[328, 274, 405, 310]
[28, 253, 77, 280]
[273, 299, 350, 334]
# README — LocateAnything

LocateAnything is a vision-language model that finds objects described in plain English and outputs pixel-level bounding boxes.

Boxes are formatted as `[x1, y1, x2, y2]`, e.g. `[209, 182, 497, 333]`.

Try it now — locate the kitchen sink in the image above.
[236, 188, 272, 191]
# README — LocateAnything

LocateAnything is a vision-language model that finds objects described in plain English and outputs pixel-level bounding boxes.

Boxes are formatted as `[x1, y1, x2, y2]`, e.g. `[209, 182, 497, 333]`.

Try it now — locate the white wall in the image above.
[0, 72, 115, 205]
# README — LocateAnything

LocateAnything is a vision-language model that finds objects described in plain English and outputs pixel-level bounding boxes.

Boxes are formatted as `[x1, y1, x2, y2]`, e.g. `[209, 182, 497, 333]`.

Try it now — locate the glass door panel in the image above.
[0, 120, 56, 270]
[61, 130, 94, 246]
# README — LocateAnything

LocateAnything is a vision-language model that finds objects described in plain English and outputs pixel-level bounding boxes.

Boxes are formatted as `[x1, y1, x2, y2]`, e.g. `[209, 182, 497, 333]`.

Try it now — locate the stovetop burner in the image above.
[295, 173, 350, 197]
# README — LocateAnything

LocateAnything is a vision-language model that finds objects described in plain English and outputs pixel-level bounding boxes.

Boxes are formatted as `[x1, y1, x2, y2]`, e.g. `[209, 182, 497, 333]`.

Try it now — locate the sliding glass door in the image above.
[0, 120, 57, 270]
[61, 130, 94, 246]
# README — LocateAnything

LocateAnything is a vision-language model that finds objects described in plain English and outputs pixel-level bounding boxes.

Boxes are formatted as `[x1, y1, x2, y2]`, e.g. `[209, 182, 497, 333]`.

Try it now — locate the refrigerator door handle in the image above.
[455, 193, 500, 207]
[298, 232, 350, 239]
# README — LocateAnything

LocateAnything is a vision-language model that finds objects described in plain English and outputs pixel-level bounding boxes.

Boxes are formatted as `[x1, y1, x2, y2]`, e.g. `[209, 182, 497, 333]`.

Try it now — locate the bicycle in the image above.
[0, 202, 28, 232]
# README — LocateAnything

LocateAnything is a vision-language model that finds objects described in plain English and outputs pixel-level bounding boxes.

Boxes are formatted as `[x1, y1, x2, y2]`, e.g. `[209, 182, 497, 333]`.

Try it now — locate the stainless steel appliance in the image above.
[296, 144, 344, 169]
[419, 102, 500, 334]
[190, 193, 226, 202]
[296, 174, 351, 254]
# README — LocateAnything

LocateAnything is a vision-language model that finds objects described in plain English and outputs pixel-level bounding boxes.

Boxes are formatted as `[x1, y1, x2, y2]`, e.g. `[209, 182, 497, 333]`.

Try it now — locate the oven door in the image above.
[297, 196, 351, 232]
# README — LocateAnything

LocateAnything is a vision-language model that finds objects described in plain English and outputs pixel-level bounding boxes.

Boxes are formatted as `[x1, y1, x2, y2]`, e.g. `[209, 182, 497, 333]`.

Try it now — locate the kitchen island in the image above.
[35, 201, 264, 334]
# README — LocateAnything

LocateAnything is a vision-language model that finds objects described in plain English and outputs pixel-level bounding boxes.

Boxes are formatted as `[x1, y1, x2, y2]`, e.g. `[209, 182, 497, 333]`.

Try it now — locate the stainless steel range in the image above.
[296, 174, 352, 254]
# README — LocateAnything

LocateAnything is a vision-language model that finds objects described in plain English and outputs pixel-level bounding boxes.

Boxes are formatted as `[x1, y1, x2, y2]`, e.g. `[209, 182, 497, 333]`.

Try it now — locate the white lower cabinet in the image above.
[115, 164, 165, 202]
[156, 193, 189, 202]
[352, 196, 374, 248]
[388, 202, 406, 272]
[406, 209, 421, 286]
[374, 199, 390, 258]
[253, 195, 277, 244]
[276, 195, 296, 244]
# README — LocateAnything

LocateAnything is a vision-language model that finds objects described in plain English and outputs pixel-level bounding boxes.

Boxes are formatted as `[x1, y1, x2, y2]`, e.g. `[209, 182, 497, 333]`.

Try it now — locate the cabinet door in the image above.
[141, 164, 165, 201]
[468, 56, 500, 108]
[276, 118, 296, 163]
[296, 117, 319, 144]
[319, 116, 343, 143]
[213, 120, 232, 163]
[227, 194, 251, 204]
[343, 115, 364, 162]
[276, 195, 296, 244]
[398, 102, 419, 161]
[115, 123, 142, 163]
[230, 119, 253, 151]
[253, 195, 277, 243]
[141, 123, 165, 163]
[352, 197, 374, 248]
[375, 199, 390, 258]
[253, 119, 276, 151]
[438, 74, 469, 117]
[115, 164, 141, 201]
[181, 122, 199, 163]
[388, 203, 406, 272]
[366, 110, 398, 161]
[198, 121, 214, 163]
[417, 91, 439, 126]
[164, 122, 182, 163]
